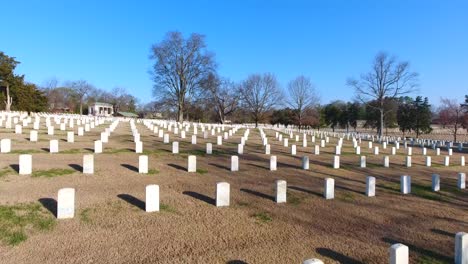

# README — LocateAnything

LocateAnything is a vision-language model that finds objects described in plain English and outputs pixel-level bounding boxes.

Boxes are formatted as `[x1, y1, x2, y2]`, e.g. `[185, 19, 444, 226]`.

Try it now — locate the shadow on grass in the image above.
[240, 188, 274, 201]
[117, 194, 145, 210]
[226, 261, 248, 264]
[10, 164, 19, 173]
[69, 164, 83, 172]
[431, 228, 455, 237]
[209, 163, 230, 171]
[121, 164, 138, 172]
[38, 198, 57, 217]
[168, 163, 186, 171]
[288, 186, 322, 197]
[316, 248, 364, 264]
[182, 191, 215, 205]
[382, 237, 452, 263]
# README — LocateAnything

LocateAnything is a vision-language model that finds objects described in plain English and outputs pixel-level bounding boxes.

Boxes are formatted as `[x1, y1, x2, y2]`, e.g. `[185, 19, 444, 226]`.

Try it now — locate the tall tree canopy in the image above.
[0, 51, 47, 112]
[348, 52, 418, 137]
[286, 75, 319, 128]
[150, 31, 216, 122]
[239, 73, 283, 127]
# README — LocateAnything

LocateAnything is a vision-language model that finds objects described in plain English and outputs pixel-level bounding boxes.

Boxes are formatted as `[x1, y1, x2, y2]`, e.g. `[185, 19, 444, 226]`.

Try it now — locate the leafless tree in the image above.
[287, 75, 319, 128]
[438, 98, 465, 142]
[240, 73, 283, 127]
[150, 31, 216, 122]
[347, 52, 418, 137]
[68, 80, 94, 115]
[202, 74, 239, 123]
[42, 77, 59, 90]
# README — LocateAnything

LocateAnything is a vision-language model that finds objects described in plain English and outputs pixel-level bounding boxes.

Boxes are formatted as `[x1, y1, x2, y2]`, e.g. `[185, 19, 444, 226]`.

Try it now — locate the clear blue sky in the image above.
[2, 0, 467, 106]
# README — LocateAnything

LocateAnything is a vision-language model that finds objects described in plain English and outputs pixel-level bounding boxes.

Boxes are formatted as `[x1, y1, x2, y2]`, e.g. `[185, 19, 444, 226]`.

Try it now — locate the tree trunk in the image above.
[379, 108, 384, 138]
[79, 98, 83, 115]
[177, 102, 184, 122]
[5, 84, 12, 112]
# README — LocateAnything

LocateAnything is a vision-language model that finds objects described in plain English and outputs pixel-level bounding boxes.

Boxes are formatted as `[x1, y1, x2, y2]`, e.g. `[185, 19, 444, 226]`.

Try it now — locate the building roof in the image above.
[90, 102, 113, 107]
[116, 111, 138, 118]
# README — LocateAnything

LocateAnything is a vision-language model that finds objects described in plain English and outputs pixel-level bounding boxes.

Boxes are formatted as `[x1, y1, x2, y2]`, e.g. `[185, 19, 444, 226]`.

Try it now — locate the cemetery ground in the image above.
[0, 121, 467, 264]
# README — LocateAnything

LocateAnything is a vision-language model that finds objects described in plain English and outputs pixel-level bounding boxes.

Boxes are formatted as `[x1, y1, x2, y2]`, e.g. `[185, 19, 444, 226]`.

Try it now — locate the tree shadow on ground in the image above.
[168, 163, 186, 171]
[69, 164, 82, 172]
[121, 164, 138, 172]
[41, 148, 50, 152]
[38, 198, 57, 217]
[117, 194, 145, 210]
[316, 248, 364, 264]
[226, 261, 248, 264]
[240, 188, 274, 201]
[183, 191, 215, 205]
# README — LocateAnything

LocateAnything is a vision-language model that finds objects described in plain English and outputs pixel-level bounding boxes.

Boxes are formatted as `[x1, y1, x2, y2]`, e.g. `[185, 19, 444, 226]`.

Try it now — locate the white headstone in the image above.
[302, 156, 309, 170]
[366, 176, 376, 197]
[360, 156, 366, 168]
[324, 178, 334, 199]
[401, 175, 411, 194]
[275, 180, 287, 203]
[303, 259, 324, 264]
[78, 127, 84, 136]
[217, 136, 222, 145]
[15, 124, 22, 134]
[455, 232, 468, 264]
[426, 156, 432, 167]
[265, 144, 271, 155]
[458, 173, 466, 189]
[333, 155, 340, 169]
[83, 154, 94, 174]
[270, 155, 277, 171]
[356, 146, 361, 155]
[188, 155, 196, 172]
[30, 130, 38, 142]
[146, 185, 159, 212]
[100, 132, 108, 143]
[432, 174, 440, 192]
[335, 145, 341, 155]
[216, 182, 230, 207]
[291, 145, 297, 155]
[172, 141, 179, 154]
[48, 126, 55, 135]
[206, 143, 212, 154]
[57, 188, 75, 219]
[391, 147, 396, 155]
[139, 155, 148, 174]
[314, 145, 320, 155]
[163, 134, 169, 144]
[231, 156, 239, 171]
[374, 146, 379, 155]
[238, 144, 244, 155]
[405, 156, 411, 167]
[50, 139, 59, 153]
[284, 138, 289, 147]
[67, 131, 74, 143]
[191, 135, 197, 144]
[1, 138, 11, 153]
[19, 154, 32, 175]
[383, 156, 389, 168]
[390, 243, 408, 264]
[444, 156, 450, 166]
[94, 140, 102, 153]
